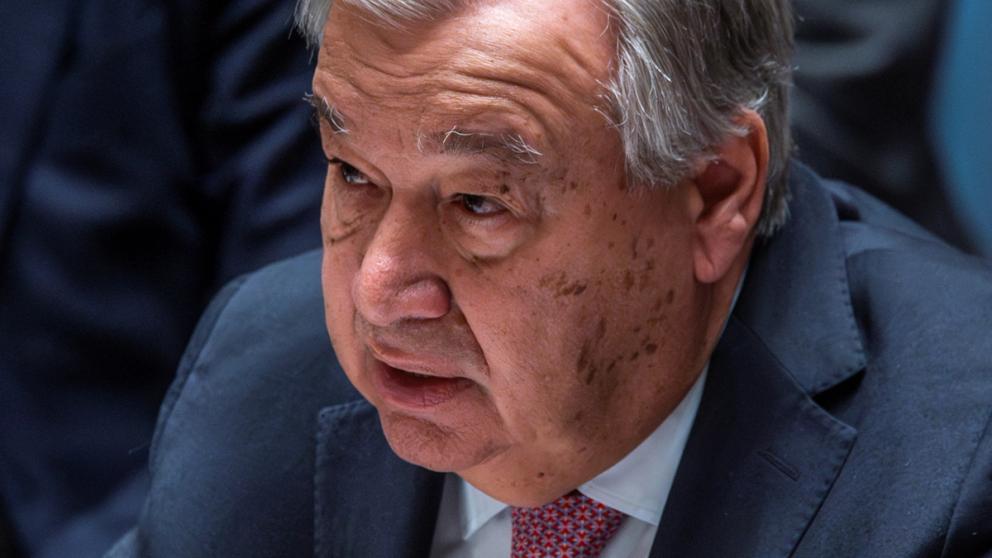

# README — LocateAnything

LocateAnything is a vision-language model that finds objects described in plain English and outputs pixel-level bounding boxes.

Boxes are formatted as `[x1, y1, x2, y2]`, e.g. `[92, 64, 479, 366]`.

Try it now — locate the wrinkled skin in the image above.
[314, 0, 760, 506]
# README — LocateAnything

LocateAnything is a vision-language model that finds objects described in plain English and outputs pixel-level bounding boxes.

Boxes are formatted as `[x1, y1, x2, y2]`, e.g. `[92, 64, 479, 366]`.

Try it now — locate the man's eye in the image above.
[457, 194, 505, 216]
[330, 158, 371, 185]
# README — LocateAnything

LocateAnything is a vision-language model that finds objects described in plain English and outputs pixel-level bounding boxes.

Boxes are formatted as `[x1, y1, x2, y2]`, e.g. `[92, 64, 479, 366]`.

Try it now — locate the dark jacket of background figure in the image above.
[104, 163, 992, 558]
[0, 1, 325, 556]
[791, 0, 983, 253]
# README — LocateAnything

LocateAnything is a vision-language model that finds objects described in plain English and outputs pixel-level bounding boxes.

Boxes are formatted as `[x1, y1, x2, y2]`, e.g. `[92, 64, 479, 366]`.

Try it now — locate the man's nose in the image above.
[352, 204, 451, 327]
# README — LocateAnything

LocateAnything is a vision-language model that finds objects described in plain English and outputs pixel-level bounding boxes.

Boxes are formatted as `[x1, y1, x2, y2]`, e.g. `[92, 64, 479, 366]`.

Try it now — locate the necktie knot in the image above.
[511, 491, 624, 558]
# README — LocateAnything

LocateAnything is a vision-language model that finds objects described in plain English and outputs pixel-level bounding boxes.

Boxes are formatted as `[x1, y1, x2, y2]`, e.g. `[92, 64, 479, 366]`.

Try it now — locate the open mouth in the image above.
[373, 359, 476, 409]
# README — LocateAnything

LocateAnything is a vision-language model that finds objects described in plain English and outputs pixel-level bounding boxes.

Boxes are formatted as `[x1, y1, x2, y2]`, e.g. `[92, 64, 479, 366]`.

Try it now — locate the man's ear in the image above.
[690, 110, 769, 284]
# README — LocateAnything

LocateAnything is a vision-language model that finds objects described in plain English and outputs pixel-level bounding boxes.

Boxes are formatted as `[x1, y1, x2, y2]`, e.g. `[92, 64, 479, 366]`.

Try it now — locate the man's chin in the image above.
[378, 411, 502, 472]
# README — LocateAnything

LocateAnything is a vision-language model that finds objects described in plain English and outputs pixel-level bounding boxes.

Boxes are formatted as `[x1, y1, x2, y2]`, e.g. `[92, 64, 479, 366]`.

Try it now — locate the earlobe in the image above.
[691, 110, 769, 284]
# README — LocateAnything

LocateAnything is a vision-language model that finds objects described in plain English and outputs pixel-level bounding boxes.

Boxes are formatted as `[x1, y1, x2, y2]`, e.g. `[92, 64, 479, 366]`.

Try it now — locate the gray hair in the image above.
[296, 0, 794, 235]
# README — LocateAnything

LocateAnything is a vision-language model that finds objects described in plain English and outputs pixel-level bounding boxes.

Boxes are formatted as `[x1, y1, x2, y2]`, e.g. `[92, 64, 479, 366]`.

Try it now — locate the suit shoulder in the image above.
[138, 250, 357, 556]
[201, 249, 356, 399]
[830, 182, 992, 402]
[794, 181, 992, 555]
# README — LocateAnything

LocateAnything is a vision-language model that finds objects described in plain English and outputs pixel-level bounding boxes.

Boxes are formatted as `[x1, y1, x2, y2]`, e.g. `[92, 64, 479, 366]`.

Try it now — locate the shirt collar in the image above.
[579, 367, 706, 525]
[456, 474, 509, 540]
[455, 367, 707, 538]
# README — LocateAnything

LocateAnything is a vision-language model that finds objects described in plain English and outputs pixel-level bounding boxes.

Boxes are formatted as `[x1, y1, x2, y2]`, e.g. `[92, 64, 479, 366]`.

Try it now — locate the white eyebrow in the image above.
[304, 92, 350, 134]
[425, 126, 543, 164]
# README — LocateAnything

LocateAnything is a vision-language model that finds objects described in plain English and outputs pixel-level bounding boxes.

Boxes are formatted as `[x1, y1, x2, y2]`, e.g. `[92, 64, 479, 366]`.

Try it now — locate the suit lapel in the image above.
[650, 318, 857, 557]
[650, 164, 865, 556]
[313, 400, 445, 558]
[735, 163, 867, 395]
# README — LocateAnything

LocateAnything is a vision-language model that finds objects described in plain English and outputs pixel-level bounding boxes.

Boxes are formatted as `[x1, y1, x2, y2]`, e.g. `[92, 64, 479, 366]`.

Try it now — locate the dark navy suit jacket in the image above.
[106, 164, 992, 557]
[0, 1, 324, 555]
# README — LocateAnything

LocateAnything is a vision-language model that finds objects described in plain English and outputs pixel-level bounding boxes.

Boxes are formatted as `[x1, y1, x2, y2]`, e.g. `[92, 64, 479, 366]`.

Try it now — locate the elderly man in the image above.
[107, 1, 992, 557]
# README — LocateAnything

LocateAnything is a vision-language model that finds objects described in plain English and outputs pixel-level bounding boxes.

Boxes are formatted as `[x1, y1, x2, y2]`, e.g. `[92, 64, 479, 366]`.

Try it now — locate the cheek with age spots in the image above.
[630, 286, 677, 359]
[538, 271, 589, 298]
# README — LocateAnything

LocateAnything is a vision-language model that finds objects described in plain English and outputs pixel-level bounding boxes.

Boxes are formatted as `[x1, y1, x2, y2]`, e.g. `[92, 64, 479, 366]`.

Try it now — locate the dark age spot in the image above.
[623, 270, 635, 292]
[576, 341, 595, 384]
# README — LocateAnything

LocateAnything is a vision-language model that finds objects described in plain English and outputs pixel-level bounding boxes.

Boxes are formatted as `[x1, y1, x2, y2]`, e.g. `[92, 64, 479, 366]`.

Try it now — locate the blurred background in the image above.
[791, 0, 992, 255]
[0, 0, 989, 557]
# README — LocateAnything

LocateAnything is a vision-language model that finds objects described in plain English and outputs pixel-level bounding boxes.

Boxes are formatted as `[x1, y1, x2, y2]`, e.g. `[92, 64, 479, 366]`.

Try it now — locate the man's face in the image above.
[315, 0, 712, 505]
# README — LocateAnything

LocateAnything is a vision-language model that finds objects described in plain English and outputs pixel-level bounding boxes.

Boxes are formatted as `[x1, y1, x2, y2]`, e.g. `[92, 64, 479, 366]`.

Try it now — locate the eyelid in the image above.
[446, 194, 514, 234]
[456, 193, 506, 216]
[328, 157, 373, 185]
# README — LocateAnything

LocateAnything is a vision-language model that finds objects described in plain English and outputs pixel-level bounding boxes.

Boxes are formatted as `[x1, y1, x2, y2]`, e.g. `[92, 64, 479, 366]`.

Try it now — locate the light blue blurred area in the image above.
[933, 0, 992, 256]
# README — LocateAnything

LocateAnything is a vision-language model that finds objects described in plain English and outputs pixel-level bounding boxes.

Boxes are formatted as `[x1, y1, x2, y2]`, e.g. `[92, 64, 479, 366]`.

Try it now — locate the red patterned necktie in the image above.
[510, 491, 625, 558]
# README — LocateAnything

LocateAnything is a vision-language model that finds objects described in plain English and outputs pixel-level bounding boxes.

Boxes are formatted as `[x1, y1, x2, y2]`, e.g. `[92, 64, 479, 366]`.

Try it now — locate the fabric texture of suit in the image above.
[0, 1, 324, 555]
[106, 163, 992, 557]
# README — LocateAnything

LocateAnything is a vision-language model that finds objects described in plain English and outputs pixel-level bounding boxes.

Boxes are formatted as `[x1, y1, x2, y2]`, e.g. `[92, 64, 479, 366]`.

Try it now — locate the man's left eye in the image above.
[329, 158, 371, 185]
[457, 194, 505, 216]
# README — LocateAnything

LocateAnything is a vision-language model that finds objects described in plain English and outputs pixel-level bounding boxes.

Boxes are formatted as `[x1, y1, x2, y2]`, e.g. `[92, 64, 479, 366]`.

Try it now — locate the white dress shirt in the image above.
[428, 368, 708, 558]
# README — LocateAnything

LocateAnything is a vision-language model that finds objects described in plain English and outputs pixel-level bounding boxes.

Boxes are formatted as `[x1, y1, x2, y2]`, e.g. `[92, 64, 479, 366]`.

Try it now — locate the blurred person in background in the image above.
[932, 0, 992, 254]
[791, 0, 991, 256]
[0, 0, 324, 556]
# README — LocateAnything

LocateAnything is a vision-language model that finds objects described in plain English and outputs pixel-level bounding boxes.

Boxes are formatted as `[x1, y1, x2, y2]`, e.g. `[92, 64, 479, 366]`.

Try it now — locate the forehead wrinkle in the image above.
[425, 86, 555, 148]
[441, 6, 616, 111]
[321, 29, 450, 105]
[324, 61, 440, 108]
[436, 47, 612, 144]
[347, 48, 441, 82]
[320, 15, 610, 158]
[553, 32, 616, 100]
[316, 62, 444, 144]
[313, 78, 549, 179]
[322, 74, 554, 161]
[321, 12, 436, 82]
[316, 5, 614, 168]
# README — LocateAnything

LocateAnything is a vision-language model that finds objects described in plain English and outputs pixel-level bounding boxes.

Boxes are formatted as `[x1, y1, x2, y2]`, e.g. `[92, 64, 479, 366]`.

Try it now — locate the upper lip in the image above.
[366, 339, 466, 379]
